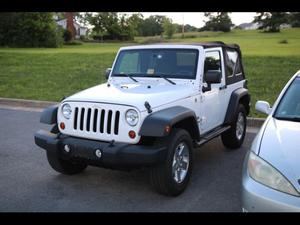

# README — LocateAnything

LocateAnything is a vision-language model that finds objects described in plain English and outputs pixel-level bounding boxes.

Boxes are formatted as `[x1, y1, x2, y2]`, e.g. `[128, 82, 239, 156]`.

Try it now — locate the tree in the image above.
[138, 15, 166, 36]
[201, 12, 233, 32]
[0, 12, 63, 47]
[127, 13, 144, 36]
[253, 12, 288, 32]
[184, 24, 198, 32]
[119, 14, 135, 40]
[289, 12, 300, 27]
[83, 12, 136, 41]
[163, 18, 176, 39]
[65, 12, 76, 40]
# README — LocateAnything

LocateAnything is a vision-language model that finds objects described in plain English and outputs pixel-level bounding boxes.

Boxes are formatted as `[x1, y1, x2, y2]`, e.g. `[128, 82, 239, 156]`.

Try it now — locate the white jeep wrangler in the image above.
[35, 42, 250, 196]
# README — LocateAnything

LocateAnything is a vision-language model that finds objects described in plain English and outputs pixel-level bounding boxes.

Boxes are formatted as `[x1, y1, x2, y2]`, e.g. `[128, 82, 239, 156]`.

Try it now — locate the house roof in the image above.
[56, 18, 88, 29]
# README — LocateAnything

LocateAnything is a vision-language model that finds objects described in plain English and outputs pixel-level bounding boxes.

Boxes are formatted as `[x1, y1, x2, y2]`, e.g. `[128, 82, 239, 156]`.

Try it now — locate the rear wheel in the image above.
[150, 128, 193, 196]
[221, 104, 247, 149]
[46, 151, 87, 175]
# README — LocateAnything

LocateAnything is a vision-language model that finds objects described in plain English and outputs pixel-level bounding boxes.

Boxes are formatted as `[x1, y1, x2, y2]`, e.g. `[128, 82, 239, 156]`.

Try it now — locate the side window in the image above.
[225, 50, 242, 77]
[204, 51, 221, 73]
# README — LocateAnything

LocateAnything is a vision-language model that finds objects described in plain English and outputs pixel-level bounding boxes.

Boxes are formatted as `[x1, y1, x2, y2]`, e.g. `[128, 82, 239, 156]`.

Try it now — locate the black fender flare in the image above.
[139, 106, 200, 139]
[224, 88, 250, 125]
[40, 104, 58, 125]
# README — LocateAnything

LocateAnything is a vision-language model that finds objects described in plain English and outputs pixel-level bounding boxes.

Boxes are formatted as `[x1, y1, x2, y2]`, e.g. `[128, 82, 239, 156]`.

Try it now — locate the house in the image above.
[237, 22, 261, 30]
[56, 18, 88, 38]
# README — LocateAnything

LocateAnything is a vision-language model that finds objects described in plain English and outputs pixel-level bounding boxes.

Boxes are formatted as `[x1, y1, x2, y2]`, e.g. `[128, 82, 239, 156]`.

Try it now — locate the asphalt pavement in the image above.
[0, 107, 258, 212]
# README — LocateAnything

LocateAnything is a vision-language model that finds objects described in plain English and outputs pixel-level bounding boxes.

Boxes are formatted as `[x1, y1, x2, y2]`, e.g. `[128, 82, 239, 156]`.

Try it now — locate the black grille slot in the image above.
[100, 109, 105, 133]
[80, 108, 85, 131]
[74, 107, 78, 130]
[72, 105, 120, 136]
[93, 109, 98, 132]
[86, 108, 91, 131]
[107, 110, 112, 134]
[114, 111, 120, 135]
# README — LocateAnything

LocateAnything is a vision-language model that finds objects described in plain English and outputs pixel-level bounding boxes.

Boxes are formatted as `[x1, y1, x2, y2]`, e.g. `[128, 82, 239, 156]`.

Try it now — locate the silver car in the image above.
[242, 70, 300, 212]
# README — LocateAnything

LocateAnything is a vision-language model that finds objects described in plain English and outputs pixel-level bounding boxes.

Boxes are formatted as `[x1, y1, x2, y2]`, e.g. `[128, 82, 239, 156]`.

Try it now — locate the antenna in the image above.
[182, 13, 185, 38]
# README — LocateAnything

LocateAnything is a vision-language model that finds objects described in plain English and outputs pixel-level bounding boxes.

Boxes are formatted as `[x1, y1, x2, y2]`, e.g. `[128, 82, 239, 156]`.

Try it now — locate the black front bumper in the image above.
[34, 130, 167, 169]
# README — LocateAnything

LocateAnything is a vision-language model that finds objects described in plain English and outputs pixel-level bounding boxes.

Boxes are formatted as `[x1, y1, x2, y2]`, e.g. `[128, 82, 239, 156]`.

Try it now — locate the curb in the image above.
[0, 97, 266, 127]
[246, 117, 265, 128]
[0, 97, 57, 109]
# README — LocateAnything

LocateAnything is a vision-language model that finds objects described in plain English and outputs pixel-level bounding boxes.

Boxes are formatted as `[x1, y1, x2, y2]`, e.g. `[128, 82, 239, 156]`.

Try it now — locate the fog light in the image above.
[95, 149, 102, 158]
[64, 145, 70, 153]
[60, 122, 65, 130]
[128, 130, 136, 139]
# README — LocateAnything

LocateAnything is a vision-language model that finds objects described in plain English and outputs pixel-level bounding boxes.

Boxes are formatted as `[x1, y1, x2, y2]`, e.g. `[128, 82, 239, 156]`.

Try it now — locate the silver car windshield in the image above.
[274, 77, 300, 122]
[112, 49, 199, 79]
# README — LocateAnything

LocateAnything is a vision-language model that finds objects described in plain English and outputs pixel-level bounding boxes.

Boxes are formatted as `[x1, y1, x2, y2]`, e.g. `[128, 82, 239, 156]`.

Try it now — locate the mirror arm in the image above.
[202, 83, 211, 92]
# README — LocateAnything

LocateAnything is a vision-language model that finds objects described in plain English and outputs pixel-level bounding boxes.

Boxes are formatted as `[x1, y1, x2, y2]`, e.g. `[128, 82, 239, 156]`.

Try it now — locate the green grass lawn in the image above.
[1, 28, 300, 117]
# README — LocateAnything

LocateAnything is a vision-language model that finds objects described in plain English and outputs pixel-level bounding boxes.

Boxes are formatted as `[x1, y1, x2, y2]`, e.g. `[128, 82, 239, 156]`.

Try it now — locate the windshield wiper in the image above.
[113, 73, 138, 83]
[153, 74, 176, 85]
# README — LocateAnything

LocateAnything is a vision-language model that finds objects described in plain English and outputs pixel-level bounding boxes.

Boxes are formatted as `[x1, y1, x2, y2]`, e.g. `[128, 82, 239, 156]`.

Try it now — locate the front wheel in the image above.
[150, 128, 193, 196]
[221, 104, 247, 149]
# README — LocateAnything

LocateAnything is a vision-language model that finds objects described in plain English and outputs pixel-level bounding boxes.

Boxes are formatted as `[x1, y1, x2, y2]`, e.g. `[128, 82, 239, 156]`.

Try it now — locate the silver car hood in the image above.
[259, 117, 300, 192]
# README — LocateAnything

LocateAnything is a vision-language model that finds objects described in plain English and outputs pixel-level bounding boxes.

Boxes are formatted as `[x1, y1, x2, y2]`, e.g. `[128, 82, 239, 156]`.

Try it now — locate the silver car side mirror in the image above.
[255, 101, 272, 115]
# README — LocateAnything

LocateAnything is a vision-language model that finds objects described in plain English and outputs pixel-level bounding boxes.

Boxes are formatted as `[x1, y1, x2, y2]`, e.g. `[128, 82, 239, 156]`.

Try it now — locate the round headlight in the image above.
[62, 103, 72, 119]
[125, 109, 139, 126]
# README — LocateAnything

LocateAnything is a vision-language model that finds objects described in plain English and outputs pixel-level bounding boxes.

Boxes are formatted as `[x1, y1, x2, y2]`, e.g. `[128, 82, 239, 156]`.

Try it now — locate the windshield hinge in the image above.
[144, 101, 152, 114]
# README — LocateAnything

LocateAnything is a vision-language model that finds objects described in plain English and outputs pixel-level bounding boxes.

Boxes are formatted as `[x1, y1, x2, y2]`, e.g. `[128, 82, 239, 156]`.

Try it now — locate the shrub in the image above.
[140, 36, 164, 44]
[79, 35, 87, 41]
[278, 39, 288, 44]
[63, 40, 82, 45]
[0, 12, 64, 48]
[181, 34, 197, 39]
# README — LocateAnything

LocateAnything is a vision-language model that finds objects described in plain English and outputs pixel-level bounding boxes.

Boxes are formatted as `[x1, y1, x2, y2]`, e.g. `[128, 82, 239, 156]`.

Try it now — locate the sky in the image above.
[140, 12, 257, 28]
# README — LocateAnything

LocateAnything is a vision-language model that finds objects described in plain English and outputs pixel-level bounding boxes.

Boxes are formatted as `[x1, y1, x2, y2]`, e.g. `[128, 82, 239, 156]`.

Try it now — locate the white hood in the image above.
[259, 117, 300, 192]
[64, 80, 196, 112]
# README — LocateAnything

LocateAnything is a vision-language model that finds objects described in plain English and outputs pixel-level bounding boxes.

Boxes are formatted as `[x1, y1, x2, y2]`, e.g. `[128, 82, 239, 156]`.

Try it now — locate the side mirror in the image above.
[255, 101, 272, 115]
[105, 68, 112, 80]
[204, 70, 222, 84]
[202, 70, 222, 92]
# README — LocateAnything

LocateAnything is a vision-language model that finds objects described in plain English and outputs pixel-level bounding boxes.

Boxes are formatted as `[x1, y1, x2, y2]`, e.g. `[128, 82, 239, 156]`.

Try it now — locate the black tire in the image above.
[150, 128, 193, 196]
[46, 151, 87, 175]
[221, 104, 247, 149]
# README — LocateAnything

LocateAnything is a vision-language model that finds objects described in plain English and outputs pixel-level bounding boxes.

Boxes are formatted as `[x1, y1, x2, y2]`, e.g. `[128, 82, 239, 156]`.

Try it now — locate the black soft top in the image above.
[190, 41, 240, 50]
[150, 41, 241, 51]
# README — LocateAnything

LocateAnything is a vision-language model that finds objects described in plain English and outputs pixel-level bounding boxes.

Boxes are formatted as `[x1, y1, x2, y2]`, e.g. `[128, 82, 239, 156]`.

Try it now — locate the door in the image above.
[199, 48, 226, 134]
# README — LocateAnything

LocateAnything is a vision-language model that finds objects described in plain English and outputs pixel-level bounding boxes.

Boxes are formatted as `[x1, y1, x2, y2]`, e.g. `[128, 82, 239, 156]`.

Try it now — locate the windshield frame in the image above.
[273, 76, 300, 121]
[111, 48, 200, 80]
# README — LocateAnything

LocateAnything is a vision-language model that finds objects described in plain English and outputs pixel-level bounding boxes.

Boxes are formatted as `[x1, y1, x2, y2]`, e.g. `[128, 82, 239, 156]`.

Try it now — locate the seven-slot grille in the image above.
[73, 107, 120, 135]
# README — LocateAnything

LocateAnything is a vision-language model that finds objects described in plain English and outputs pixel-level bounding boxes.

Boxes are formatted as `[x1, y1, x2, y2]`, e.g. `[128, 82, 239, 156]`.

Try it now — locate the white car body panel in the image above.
[65, 80, 198, 112]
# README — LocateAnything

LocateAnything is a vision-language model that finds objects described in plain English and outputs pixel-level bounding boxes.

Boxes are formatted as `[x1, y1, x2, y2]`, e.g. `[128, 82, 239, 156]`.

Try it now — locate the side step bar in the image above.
[195, 126, 231, 147]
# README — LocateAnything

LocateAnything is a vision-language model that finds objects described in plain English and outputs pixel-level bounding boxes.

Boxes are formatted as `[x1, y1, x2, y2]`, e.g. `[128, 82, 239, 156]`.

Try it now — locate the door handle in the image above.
[219, 85, 227, 90]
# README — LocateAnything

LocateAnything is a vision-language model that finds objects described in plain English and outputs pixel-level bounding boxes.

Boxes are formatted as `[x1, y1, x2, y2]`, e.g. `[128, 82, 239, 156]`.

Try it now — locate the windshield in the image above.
[112, 49, 199, 79]
[274, 77, 300, 121]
